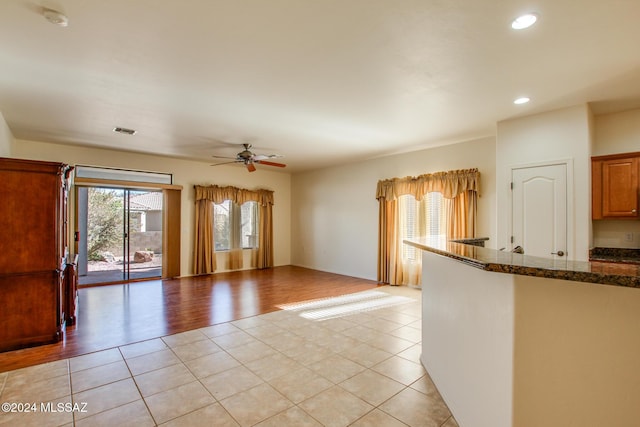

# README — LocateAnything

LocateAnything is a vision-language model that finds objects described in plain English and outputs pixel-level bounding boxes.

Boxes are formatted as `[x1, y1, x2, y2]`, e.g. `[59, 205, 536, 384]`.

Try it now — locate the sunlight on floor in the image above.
[277, 289, 417, 321]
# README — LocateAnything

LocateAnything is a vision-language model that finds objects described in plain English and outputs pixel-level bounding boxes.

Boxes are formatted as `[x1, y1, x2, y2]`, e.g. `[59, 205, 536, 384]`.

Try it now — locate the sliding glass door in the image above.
[77, 187, 163, 285]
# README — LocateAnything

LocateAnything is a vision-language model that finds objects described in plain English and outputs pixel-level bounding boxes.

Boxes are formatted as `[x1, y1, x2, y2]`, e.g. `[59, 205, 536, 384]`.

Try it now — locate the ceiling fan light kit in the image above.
[211, 144, 286, 172]
[43, 8, 69, 27]
[511, 13, 538, 30]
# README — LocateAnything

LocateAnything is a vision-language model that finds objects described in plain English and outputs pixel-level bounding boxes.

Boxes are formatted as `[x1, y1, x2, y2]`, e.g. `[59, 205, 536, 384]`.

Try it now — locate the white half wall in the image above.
[421, 251, 514, 427]
[291, 136, 496, 280]
[421, 248, 640, 427]
[13, 139, 292, 276]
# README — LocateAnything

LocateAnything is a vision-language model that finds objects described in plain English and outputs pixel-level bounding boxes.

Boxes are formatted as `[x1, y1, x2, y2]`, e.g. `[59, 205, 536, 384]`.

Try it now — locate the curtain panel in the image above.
[194, 198, 216, 275]
[376, 169, 479, 285]
[193, 185, 275, 275]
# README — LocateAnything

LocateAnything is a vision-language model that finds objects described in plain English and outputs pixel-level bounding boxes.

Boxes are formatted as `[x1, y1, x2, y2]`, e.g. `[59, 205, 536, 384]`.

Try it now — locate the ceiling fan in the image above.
[211, 143, 286, 172]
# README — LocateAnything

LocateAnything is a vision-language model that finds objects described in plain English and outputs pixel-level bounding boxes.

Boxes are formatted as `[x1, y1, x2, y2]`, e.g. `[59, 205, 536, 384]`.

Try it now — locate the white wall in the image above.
[496, 104, 592, 261]
[291, 136, 496, 280]
[13, 139, 292, 276]
[593, 108, 640, 156]
[592, 108, 640, 248]
[421, 251, 514, 427]
[0, 112, 14, 157]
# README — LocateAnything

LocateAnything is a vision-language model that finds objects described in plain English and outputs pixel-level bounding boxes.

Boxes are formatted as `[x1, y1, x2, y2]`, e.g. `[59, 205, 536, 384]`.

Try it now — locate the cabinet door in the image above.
[601, 157, 638, 218]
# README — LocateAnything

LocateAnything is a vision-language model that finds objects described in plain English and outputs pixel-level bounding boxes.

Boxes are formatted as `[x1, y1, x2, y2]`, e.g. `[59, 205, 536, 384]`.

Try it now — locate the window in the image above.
[213, 200, 259, 251]
[400, 192, 446, 262]
[240, 201, 259, 248]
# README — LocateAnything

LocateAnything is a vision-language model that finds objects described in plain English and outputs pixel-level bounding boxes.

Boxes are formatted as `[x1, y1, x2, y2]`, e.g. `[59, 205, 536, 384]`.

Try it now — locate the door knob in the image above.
[551, 250, 565, 257]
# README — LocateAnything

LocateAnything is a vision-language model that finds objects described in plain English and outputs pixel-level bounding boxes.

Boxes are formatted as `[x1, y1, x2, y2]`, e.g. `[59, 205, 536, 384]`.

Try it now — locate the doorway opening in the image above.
[77, 187, 163, 286]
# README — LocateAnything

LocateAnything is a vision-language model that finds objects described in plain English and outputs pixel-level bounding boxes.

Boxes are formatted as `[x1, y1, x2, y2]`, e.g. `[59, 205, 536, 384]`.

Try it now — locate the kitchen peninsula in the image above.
[406, 237, 640, 427]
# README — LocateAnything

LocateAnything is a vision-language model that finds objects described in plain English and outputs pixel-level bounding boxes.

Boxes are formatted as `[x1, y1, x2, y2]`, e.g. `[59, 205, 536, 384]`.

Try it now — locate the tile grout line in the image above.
[118, 345, 157, 427]
[3, 292, 446, 426]
[239, 307, 419, 425]
[147, 316, 298, 426]
[65, 358, 78, 427]
[228, 311, 352, 426]
[161, 334, 239, 427]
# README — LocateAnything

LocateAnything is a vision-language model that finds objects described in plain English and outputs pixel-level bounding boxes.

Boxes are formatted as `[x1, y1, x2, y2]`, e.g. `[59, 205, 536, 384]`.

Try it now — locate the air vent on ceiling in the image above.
[113, 127, 137, 135]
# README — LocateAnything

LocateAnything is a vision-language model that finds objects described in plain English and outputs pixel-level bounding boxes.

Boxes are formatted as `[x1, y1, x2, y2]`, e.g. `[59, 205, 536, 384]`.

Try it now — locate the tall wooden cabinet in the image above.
[0, 158, 74, 352]
[592, 152, 640, 220]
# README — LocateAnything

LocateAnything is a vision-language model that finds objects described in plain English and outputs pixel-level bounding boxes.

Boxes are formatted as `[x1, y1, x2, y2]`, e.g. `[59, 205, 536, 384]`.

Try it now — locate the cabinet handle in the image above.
[633, 209, 637, 213]
[551, 251, 565, 257]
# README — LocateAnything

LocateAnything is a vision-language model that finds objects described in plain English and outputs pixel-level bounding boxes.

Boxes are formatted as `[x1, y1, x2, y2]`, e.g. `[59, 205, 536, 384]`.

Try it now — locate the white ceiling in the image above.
[1, 1, 639, 173]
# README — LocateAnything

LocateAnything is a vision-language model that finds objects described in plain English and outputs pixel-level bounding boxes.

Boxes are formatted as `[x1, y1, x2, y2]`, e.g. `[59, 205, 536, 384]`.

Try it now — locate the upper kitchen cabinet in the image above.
[592, 152, 639, 219]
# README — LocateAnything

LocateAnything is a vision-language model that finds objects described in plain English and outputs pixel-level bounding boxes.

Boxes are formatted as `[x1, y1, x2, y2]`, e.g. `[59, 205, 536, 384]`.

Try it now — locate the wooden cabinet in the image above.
[601, 157, 638, 217]
[592, 152, 640, 219]
[0, 158, 73, 352]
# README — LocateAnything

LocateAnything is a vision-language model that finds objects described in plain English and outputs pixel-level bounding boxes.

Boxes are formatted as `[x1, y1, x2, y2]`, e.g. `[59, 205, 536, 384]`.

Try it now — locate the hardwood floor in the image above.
[0, 266, 380, 373]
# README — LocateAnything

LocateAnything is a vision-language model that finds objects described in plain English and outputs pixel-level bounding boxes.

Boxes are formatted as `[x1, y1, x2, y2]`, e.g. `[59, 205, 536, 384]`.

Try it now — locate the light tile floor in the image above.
[0, 286, 458, 427]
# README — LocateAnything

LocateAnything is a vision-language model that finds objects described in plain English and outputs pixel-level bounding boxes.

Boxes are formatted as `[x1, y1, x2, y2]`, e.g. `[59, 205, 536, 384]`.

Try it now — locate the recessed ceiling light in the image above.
[511, 13, 538, 30]
[43, 8, 69, 27]
[514, 97, 531, 105]
[113, 127, 137, 135]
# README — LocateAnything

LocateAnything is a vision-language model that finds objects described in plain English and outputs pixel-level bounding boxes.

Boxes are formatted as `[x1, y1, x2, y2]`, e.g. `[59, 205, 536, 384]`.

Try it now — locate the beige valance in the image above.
[194, 185, 274, 206]
[376, 168, 480, 200]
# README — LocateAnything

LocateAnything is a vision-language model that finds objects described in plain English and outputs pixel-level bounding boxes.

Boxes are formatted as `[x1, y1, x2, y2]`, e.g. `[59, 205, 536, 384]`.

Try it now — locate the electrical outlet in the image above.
[624, 232, 634, 242]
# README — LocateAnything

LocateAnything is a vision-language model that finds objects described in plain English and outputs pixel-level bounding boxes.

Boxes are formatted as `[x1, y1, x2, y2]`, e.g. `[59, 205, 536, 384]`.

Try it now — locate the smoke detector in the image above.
[43, 8, 69, 27]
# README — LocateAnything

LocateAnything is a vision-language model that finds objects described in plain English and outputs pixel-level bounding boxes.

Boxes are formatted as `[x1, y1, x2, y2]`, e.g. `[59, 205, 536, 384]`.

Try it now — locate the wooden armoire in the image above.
[0, 157, 74, 352]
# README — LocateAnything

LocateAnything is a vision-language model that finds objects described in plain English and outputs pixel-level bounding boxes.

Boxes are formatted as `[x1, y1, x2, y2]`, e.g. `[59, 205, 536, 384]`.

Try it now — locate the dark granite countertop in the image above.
[405, 237, 640, 288]
[589, 247, 640, 265]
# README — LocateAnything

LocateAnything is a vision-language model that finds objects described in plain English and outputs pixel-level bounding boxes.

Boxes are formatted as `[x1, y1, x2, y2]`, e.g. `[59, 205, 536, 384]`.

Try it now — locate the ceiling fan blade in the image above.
[211, 154, 238, 160]
[246, 162, 257, 172]
[211, 160, 240, 166]
[253, 154, 284, 161]
[255, 160, 286, 168]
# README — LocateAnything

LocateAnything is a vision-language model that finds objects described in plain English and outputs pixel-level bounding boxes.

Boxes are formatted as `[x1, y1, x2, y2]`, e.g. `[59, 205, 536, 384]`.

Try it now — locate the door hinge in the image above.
[510, 236, 514, 243]
[510, 182, 514, 190]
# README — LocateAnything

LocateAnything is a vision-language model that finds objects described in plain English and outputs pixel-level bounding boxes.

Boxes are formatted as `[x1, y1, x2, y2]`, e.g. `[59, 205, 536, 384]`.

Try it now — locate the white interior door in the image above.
[512, 164, 567, 259]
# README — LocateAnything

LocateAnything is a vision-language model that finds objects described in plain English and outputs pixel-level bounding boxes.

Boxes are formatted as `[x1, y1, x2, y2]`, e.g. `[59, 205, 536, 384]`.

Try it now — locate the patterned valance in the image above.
[376, 168, 479, 200]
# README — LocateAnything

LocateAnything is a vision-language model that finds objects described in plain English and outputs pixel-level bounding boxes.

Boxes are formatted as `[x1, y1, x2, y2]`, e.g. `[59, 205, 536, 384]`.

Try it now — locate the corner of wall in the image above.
[587, 104, 595, 248]
[0, 111, 15, 158]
